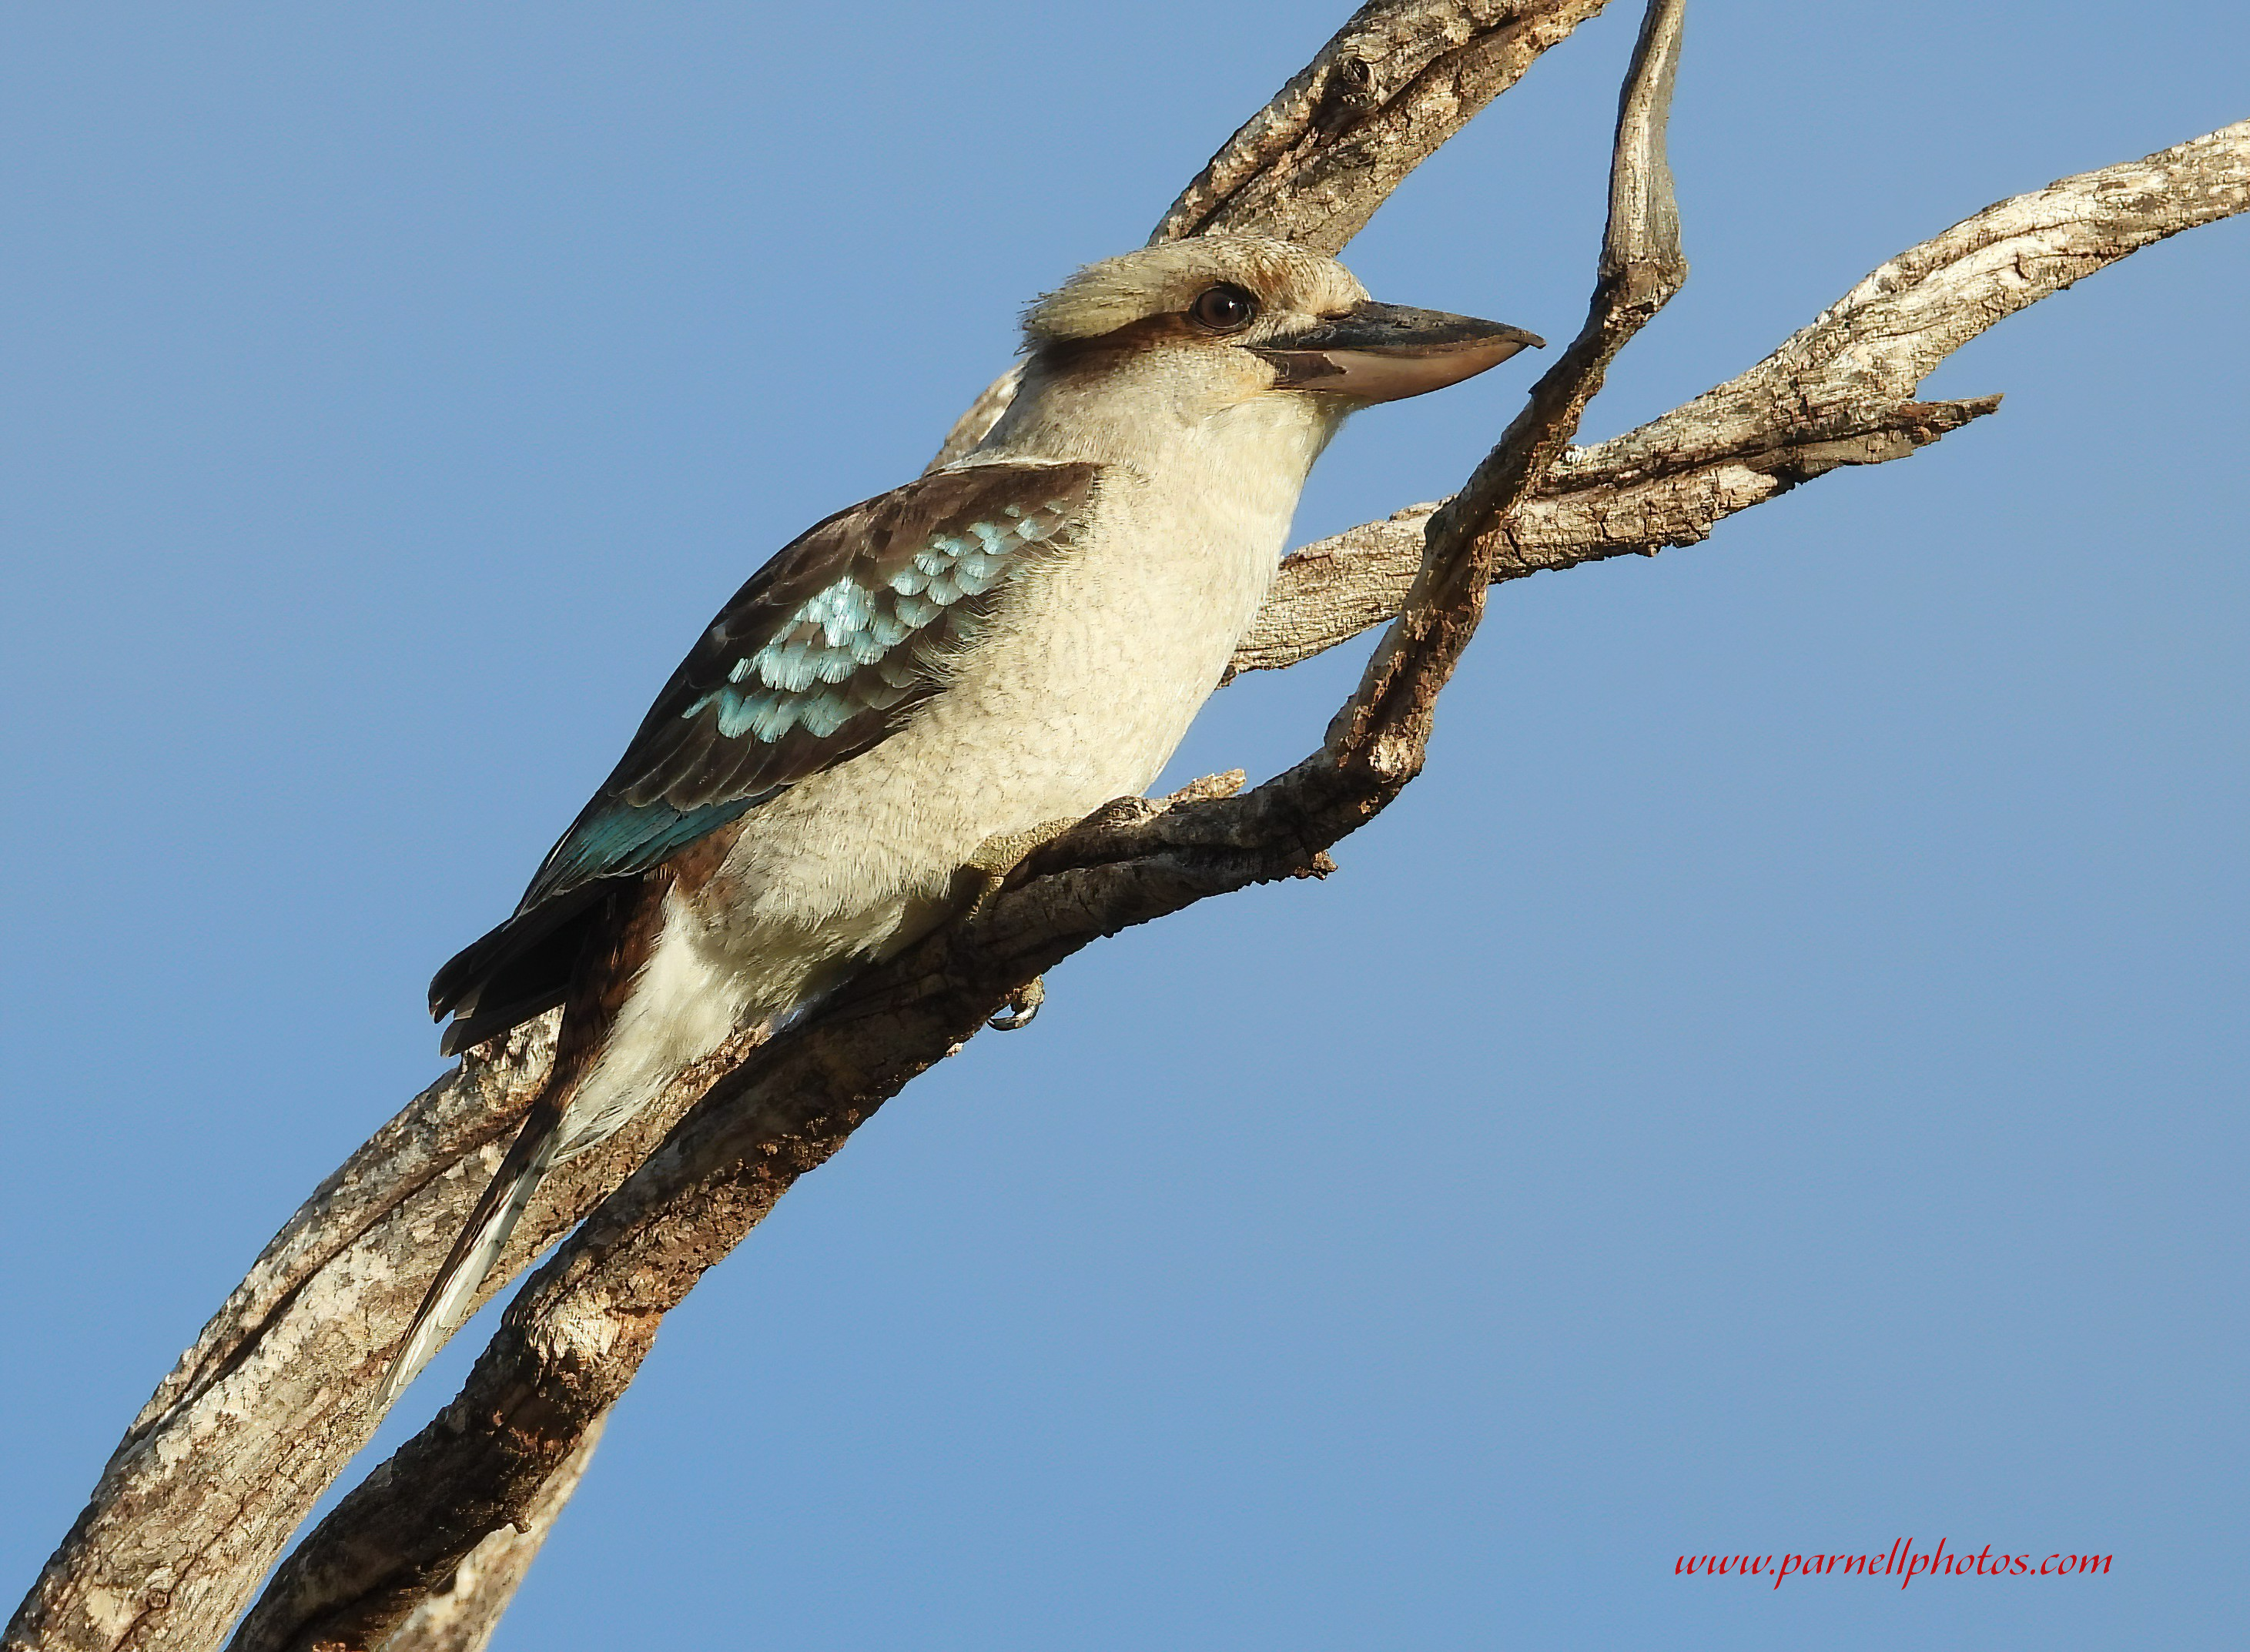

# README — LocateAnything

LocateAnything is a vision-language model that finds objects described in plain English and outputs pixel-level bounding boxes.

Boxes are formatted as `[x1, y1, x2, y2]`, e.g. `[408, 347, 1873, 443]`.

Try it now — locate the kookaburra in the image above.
[387, 235, 1540, 1397]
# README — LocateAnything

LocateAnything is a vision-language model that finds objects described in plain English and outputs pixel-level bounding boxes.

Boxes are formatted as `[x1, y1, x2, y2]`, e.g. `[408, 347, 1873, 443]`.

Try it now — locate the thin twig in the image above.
[1235, 115, 2250, 676]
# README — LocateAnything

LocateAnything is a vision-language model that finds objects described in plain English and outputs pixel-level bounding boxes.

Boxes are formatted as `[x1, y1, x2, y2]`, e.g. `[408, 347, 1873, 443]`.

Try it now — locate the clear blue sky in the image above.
[3, 4, 2245, 1647]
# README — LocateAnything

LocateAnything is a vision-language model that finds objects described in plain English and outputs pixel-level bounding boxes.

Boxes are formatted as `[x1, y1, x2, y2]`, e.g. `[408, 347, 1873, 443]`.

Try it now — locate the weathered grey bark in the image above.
[1155, 0, 1619, 252]
[226, 9, 1689, 1649]
[8, 1, 2244, 1647]
[6, 10, 1623, 1652]
[1249, 116, 2250, 670]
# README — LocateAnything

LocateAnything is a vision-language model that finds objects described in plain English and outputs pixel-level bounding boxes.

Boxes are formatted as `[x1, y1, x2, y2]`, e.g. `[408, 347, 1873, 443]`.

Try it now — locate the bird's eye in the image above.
[1189, 283, 1259, 333]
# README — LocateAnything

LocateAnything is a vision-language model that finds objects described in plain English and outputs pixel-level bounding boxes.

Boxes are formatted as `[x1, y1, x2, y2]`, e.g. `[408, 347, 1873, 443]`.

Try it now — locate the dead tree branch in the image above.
[1155, 0, 1619, 253]
[377, 1418, 605, 1652]
[8, 3, 2244, 1649]
[5, 9, 1619, 1652]
[222, 10, 1689, 1648]
[1237, 115, 2250, 674]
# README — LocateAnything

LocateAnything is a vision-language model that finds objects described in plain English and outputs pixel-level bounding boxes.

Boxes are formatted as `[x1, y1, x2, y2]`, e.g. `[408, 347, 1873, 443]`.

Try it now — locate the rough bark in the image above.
[224, 11, 1689, 1647]
[6, 8, 1622, 1652]
[376, 1419, 604, 1652]
[1241, 116, 2250, 672]
[1155, 0, 1619, 253]
[8, 2, 2245, 1648]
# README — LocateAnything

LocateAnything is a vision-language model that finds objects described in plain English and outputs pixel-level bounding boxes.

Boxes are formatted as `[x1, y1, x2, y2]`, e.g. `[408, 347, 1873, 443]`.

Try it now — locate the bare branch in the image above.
[1234, 116, 2250, 675]
[223, 9, 1687, 1648]
[1319, 0, 1686, 793]
[377, 1418, 606, 1652]
[4, 1022, 737, 1652]
[1604, 117, 2250, 476]
[5, 12, 1618, 1652]
[923, 361, 1023, 475]
[1153, 0, 1616, 253]
[13, 8, 2245, 1650]
[1230, 394, 2002, 674]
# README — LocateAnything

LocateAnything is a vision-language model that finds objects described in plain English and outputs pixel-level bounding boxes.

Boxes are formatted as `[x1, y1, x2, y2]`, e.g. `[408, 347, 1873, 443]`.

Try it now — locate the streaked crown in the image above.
[1022, 236, 1368, 347]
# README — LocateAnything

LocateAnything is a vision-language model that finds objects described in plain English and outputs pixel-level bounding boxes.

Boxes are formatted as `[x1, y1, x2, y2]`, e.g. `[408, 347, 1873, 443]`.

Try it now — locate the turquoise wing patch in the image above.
[518, 462, 1100, 908]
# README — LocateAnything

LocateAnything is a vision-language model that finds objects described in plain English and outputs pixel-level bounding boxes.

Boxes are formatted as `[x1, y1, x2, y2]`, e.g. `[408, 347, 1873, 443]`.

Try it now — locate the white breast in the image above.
[557, 378, 1342, 1154]
[715, 453, 1287, 940]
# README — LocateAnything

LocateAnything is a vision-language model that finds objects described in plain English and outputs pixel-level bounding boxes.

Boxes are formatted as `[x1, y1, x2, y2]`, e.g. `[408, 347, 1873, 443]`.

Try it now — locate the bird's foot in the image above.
[989, 977, 1045, 1032]
[959, 815, 1086, 924]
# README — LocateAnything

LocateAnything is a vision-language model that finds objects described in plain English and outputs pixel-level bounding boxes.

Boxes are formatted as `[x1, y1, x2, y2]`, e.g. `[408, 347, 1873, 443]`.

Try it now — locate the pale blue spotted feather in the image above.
[506, 463, 1100, 916]
[681, 504, 1069, 748]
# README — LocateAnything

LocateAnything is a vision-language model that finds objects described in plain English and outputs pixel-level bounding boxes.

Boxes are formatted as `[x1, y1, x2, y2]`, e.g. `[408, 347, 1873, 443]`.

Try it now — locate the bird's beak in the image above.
[1254, 301, 1544, 403]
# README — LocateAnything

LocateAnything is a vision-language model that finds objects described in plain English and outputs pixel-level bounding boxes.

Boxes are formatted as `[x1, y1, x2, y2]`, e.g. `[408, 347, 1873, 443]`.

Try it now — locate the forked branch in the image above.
[225, 9, 1687, 1648]
[9, 5, 2245, 1650]
[9, 9, 1630, 1652]
[1238, 114, 2250, 675]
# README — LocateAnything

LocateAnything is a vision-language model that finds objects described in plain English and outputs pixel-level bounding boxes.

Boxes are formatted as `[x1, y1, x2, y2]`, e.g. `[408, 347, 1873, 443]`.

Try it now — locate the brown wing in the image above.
[429, 460, 1100, 1044]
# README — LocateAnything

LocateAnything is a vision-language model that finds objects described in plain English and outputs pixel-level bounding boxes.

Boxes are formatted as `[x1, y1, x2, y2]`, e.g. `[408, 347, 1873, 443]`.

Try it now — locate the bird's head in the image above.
[1014, 236, 1542, 435]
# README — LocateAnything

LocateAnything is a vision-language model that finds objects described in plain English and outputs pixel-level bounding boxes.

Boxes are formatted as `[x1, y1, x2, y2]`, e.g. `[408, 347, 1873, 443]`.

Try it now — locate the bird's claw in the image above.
[959, 815, 1086, 925]
[960, 813, 1095, 1029]
[989, 977, 1045, 1032]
